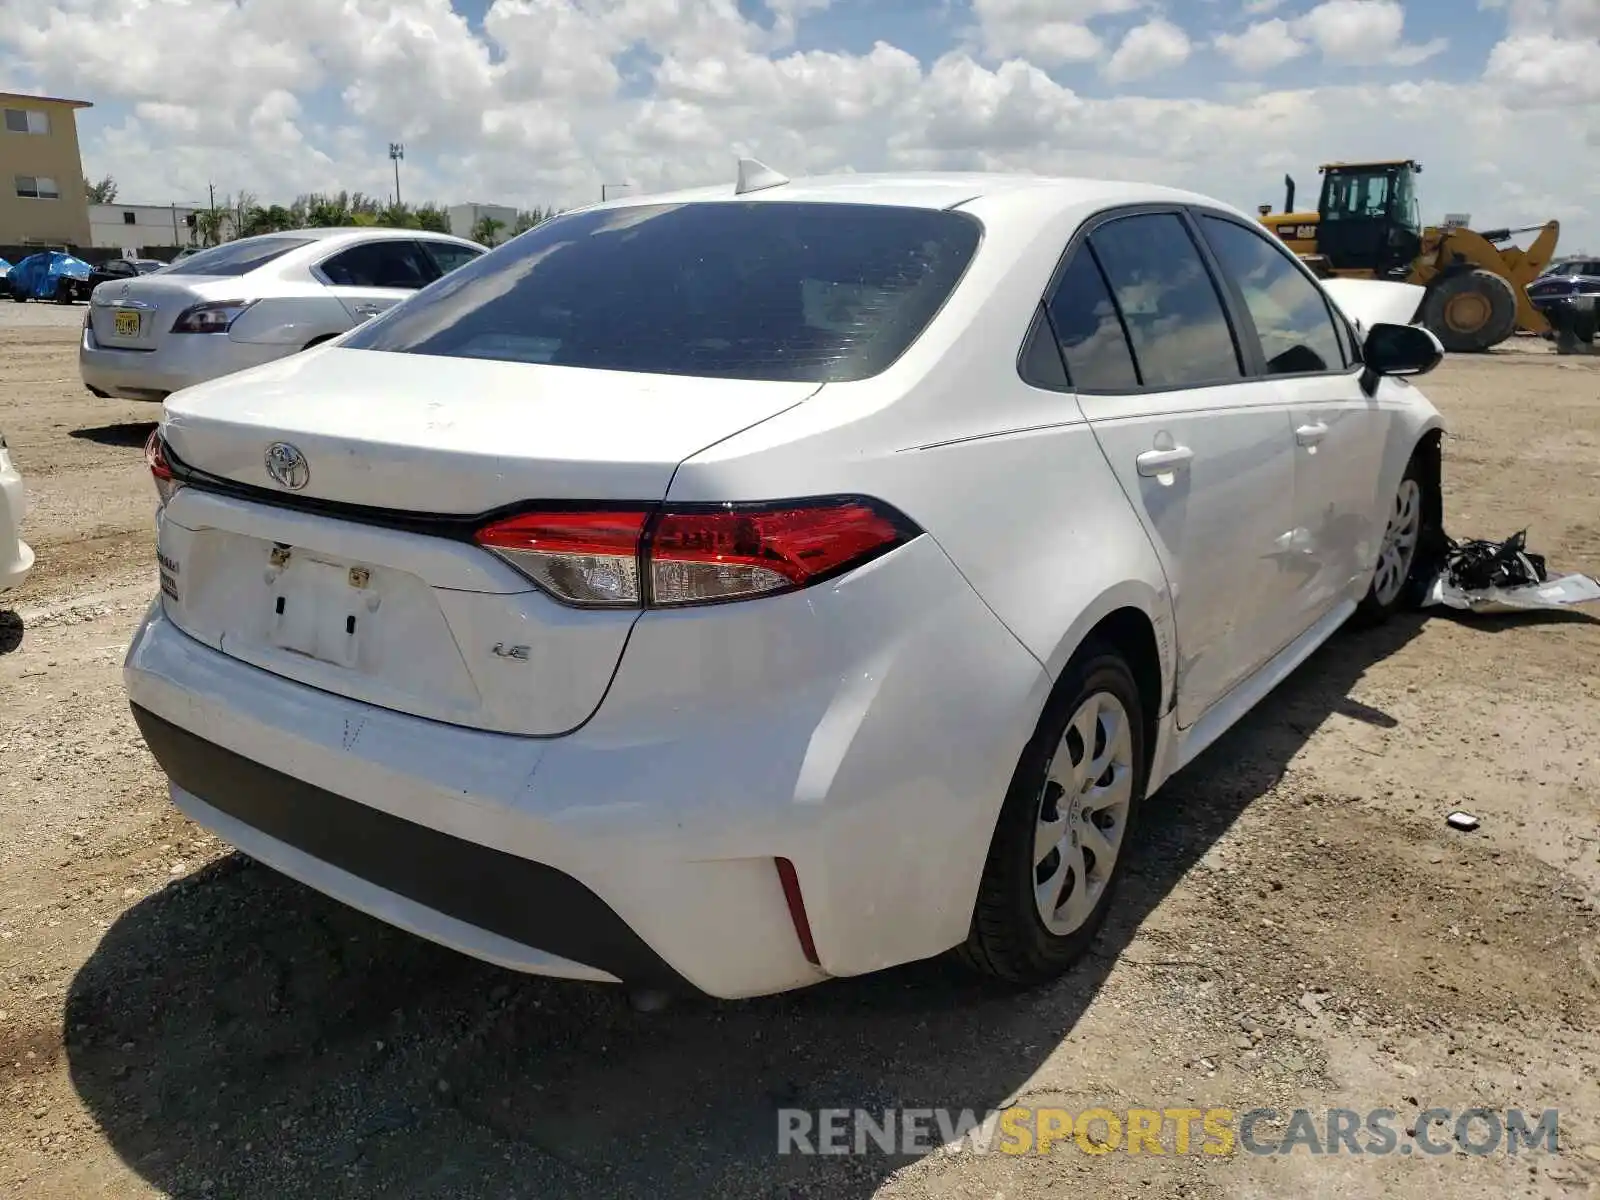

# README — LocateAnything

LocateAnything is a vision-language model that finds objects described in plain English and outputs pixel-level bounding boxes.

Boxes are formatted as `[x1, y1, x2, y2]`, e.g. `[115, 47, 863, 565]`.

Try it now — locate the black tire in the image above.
[1356, 453, 1436, 623]
[958, 642, 1148, 985]
[301, 334, 336, 352]
[1420, 269, 1518, 353]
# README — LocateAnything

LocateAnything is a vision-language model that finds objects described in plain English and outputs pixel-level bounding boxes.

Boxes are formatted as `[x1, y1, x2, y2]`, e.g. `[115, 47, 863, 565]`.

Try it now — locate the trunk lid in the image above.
[162, 346, 817, 510]
[155, 347, 817, 735]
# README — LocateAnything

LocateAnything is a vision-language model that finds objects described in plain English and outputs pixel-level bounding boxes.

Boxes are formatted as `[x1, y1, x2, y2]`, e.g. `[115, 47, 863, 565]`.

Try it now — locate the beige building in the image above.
[0, 91, 93, 249]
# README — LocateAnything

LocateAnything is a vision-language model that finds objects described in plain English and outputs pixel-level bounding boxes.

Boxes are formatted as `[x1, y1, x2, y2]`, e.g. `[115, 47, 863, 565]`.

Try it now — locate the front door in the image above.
[1193, 212, 1392, 628]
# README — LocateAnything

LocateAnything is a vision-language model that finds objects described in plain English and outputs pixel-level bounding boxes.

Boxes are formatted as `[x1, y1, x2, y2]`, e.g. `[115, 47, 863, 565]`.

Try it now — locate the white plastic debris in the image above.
[1446, 811, 1481, 832]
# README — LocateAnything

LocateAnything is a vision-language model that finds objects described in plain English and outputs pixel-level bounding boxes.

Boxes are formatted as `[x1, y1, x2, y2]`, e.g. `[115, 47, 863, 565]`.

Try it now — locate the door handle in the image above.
[353, 303, 384, 317]
[1295, 421, 1329, 446]
[1135, 446, 1194, 477]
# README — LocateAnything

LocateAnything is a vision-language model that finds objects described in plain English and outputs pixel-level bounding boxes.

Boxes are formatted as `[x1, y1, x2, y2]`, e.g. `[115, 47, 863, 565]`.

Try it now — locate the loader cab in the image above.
[1315, 160, 1423, 278]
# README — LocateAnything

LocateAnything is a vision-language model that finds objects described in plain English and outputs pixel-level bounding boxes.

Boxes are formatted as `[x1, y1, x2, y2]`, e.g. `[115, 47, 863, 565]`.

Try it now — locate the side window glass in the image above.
[423, 241, 482, 276]
[1043, 248, 1139, 390]
[1018, 303, 1069, 390]
[1200, 215, 1346, 375]
[1089, 214, 1242, 388]
[320, 242, 432, 289]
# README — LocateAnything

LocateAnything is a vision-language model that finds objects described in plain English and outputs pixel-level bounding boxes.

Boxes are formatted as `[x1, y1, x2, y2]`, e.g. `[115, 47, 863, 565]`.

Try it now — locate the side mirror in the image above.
[1361, 322, 1442, 394]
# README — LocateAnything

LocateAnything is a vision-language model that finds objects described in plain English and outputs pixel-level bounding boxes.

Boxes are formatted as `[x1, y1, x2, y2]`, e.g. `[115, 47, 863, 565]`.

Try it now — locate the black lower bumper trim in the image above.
[130, 704, 692, 992]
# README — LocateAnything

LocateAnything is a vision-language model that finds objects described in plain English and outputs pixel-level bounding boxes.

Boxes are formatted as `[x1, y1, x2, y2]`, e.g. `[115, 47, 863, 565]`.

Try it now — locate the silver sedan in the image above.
[79, 228, 485, 402]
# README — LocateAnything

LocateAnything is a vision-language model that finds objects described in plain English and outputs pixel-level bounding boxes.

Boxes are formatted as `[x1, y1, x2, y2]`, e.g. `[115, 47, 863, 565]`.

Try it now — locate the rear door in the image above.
[1059, 209, 1299, 727]
[314, 239, 437, 325]
[1195, 211, 1389, 629]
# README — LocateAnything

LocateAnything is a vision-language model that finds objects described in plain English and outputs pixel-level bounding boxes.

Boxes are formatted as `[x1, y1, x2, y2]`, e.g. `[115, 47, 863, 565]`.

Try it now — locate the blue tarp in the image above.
[7, 251, 92, 300]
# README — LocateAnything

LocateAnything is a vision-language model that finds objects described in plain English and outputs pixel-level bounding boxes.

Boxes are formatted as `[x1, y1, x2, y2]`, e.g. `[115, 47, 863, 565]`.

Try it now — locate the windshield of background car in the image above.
[162, 237, 313, 277]
[340, 202, 983, 383]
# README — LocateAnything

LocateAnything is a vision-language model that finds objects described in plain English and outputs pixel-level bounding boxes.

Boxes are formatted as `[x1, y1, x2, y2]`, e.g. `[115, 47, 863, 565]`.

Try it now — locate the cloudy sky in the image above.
[2, 0, 1597, 247]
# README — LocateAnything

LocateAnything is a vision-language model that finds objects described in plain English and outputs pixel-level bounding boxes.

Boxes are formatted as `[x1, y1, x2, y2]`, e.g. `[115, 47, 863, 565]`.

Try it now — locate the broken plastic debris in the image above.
[1446, 811, 1481, 832]
[1421, 529, 1600, 614]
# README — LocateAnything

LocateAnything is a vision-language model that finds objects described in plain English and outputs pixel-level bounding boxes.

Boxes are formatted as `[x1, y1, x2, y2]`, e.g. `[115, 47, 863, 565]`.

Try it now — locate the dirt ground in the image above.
[2, 308, 1598, 1200]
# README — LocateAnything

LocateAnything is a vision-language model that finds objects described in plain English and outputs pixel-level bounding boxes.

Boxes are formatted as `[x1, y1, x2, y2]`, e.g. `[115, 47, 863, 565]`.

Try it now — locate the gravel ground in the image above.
[0, 298, 91, 331]
[2, 326, 1598, 1199]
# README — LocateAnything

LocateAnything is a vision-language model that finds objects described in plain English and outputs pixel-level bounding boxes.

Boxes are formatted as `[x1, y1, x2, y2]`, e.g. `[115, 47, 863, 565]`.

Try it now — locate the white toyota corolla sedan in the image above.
[79, 228, 486, 402]
[124, 168, 1447, 1001]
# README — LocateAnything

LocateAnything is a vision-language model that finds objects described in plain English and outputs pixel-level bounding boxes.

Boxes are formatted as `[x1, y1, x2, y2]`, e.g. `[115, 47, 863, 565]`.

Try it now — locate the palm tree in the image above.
[471, 215, 506, 248]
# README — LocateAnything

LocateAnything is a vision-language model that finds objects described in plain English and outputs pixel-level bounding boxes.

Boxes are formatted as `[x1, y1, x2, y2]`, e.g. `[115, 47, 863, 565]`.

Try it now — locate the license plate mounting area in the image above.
[267, 550, 377, 670]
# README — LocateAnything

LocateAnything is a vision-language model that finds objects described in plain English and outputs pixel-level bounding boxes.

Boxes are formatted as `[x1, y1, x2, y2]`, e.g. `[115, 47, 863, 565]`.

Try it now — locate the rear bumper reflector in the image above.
[774, 857, 820, 966]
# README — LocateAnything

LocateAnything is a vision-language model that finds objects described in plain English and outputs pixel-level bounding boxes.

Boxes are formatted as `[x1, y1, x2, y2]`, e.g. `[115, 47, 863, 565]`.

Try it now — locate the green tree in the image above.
[378, 200, 417, 229]
[241, 204, 298, 237]
[471, 215, 506, 247]
[511, 206, 560, 235]
[414, 203, 451, 234]
[84, 175, 117, 204]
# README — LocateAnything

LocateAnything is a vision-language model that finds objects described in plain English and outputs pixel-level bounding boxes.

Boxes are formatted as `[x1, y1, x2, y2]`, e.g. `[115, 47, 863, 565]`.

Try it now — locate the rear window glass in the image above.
[340, 202, 982, 383]
[163, 237, 312, 277]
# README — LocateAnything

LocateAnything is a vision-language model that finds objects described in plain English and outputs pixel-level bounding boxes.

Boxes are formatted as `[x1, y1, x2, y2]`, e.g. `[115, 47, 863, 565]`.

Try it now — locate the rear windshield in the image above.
[340, 202, 982, 383]
[163, 237, 312, 277]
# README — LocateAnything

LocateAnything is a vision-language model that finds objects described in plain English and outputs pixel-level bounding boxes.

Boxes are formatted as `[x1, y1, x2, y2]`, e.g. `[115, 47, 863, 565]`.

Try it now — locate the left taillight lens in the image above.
[171, 300, 255, 334]
[474, 498, 918, 609]
[144, 429, 182, 507]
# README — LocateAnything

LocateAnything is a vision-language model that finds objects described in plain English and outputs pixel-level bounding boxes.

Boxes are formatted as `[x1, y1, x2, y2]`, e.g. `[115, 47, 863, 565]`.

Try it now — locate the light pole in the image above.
[389, 143, 405, 206]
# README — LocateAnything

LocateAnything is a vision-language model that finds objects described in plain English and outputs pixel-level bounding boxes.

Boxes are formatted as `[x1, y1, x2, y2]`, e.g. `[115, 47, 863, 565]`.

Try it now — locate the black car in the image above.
[85, 257, 165, 295]
[1528, 258, 1600, 346]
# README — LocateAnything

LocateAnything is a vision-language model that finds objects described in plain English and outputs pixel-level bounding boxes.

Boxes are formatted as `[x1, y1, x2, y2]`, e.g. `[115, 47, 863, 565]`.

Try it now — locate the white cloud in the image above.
[1484, 33, 1600, 107]
[1294, 0, 1447, 67]
[968, 0, 1144, 65]
[0, 0, 1594, 253]
[1104, 17, 1193, 83]
[1214, 18, 1308, 72]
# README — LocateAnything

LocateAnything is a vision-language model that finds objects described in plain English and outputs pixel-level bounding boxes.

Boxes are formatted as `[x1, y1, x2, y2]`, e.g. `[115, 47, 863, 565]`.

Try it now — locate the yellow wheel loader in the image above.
[1258, 159, 1560, 352]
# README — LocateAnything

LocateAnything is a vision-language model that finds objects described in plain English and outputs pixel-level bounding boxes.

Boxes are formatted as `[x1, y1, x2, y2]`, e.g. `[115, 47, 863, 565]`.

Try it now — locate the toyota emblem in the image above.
[265, 442, 310, 490]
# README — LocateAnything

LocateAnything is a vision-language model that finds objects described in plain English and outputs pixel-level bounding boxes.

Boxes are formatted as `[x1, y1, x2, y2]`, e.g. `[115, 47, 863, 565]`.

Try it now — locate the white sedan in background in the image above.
[79, 228, 485, 402]
[125, 168, 1447, 1001]
[1, 429, 31, 594]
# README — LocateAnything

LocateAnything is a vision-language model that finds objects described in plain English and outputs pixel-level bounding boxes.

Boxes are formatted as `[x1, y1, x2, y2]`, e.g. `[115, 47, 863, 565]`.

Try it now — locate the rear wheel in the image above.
[1420, 269, 1518, 353]
[959, 643, 1147, 985]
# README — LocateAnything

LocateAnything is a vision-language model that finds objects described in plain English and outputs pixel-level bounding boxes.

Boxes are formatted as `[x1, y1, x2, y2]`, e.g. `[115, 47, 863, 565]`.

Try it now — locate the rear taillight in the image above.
[475, 510, 650, 608]
[474, 498, 918, 609]
[145, 429, 182, 507]
[171, 300, 255, 334]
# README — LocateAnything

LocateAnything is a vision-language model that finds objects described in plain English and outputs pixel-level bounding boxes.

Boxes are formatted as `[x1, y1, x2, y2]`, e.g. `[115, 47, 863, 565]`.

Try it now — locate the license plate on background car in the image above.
[114, 309, 140, 337]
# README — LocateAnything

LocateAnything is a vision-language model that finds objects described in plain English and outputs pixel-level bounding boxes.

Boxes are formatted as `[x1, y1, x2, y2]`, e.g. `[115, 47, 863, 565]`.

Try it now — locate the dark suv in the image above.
[1528, 258, 1599, 348]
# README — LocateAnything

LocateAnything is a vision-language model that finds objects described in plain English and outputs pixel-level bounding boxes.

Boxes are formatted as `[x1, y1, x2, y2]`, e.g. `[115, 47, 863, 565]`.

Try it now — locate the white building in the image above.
[88, 202, 203, 252]
[448, 202, 518, 245]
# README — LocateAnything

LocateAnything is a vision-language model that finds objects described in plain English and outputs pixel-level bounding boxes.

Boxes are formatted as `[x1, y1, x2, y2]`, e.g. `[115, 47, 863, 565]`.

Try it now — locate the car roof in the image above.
[583, 169, 1228, 217]
[282, 227, 479, 244]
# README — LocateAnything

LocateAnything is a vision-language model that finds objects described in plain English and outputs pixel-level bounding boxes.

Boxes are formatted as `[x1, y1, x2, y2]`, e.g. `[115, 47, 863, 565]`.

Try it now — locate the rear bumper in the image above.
[123, 535, 1051, 998]
[79, 324, 287, 400]
[131, 704, 689, 990]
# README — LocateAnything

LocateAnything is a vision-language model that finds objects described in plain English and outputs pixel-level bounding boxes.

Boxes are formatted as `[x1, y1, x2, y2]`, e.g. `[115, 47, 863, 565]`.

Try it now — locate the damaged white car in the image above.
[126, 169, 1448, 1000]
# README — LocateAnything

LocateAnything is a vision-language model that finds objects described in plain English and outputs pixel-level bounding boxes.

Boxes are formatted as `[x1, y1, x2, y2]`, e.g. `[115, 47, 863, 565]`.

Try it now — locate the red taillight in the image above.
[475, 509, 650, 607]
[474, 498, 915, 609]
[145, 430, 181, 507]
